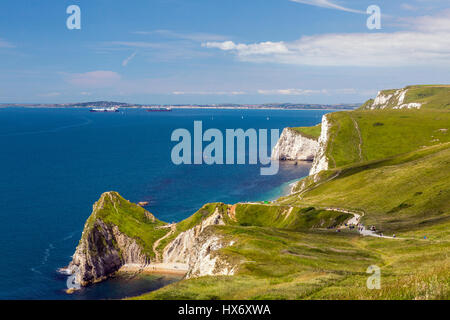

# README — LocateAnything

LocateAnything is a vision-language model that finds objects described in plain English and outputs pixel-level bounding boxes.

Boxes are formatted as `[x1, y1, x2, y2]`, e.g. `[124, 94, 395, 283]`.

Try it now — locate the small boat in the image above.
[146, 107, 172, 112]
[90, 106, 120, 112]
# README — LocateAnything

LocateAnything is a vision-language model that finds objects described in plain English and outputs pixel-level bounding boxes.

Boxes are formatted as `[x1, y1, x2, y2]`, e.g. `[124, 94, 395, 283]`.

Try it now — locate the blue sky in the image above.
[0, 0, 449, 104]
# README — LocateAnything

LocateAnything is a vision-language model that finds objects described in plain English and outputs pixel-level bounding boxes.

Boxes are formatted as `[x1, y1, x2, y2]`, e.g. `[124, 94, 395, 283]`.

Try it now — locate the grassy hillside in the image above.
[404, 85, 450, 110]
[280, 144, 450, 233]
[361, 85, 450, 110]
[85, 192, 168, 257]
[134, 222, 449, 300]
[323, 110, 449, 168]
[291, 124, 322, 140]
[129, 85, 450, 300]
[233, 204, 350, 230]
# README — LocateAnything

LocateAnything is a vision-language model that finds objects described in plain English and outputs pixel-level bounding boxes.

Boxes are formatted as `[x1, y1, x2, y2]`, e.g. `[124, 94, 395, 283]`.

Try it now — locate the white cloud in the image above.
[122, 52, 137, 67]
[257, 88, 364, 95]
[289, 0, 365, 14]
[203, 12, 450, 67]
[66, 71, 121, 88]
[173, 90, 246, 95]
[258, 89, 326, 95]
[413, 11, 450, 32]
[202, 41, 289, 56]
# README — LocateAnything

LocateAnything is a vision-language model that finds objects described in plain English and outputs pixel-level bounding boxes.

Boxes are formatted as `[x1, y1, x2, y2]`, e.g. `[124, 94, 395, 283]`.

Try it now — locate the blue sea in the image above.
[0, 107, 330, 300]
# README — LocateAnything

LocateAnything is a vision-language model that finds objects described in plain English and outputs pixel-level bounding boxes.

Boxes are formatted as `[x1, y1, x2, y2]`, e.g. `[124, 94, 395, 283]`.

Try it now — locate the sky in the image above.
[0, 0, 449, 104]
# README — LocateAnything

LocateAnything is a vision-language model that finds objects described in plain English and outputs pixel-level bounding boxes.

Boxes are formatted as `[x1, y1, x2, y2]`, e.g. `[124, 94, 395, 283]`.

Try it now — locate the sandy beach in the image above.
[118, 263, 189, 276]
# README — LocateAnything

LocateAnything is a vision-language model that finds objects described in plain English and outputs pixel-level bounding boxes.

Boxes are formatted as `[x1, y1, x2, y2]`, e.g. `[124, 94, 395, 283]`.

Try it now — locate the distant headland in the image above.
[0, 101, 360, 110]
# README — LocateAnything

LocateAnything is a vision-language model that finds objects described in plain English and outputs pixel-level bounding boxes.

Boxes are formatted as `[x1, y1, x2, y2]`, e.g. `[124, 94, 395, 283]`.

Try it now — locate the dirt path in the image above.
[325, 207, 400, 239]
[153, 224, 176, 262]
[350, 116, 364, 162]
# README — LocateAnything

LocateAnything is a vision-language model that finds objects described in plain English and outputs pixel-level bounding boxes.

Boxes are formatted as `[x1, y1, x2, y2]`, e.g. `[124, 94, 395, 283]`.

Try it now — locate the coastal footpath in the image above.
[66, 85, 450, 299]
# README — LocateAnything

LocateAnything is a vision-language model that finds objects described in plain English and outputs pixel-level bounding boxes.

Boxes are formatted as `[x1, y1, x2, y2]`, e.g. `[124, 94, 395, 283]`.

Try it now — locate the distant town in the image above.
[0, 101, 360, 110]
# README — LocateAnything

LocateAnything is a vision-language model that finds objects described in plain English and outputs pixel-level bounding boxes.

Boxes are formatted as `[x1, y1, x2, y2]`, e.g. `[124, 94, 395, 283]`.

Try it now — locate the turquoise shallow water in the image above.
[0, 107, 330, 299]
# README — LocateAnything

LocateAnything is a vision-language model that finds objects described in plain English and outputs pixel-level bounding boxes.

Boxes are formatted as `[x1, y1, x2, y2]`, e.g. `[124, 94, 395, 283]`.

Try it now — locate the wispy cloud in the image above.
[258, 88, 326, 95]
[107, 41, 163, 49]
[173, 90, 246, 95]
[203, 11, 450, 67]
[257, 88, 365, 95]
[133, 30, 229, 42]
[289, 0, 365, 14]
[122, 52, 137, 67]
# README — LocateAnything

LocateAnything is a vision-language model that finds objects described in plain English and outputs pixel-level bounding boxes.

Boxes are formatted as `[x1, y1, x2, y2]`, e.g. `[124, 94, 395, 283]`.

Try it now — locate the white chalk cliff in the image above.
[163, 207, 236, 279]
[365, 88, 422, 110]
[310, 115, 331, 176]
[271, 128, 318, 161]
[65, 194, 238, 289]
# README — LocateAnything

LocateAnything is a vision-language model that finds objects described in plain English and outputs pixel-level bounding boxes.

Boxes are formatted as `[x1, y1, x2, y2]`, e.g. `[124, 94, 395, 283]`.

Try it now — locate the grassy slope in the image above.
[280, 144, 450, 233]
[404, 86, 450, 110]
[291, 124, 322, 140]
[86, 192, 168, 258]
[324, 110, 450, 169]
[133, 86, 450, 299]
[360, 85, 450, 110]
[233, 204, 350, 230]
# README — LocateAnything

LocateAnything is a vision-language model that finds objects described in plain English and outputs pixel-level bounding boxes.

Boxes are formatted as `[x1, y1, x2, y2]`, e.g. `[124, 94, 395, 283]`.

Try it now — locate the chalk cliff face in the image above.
[65, 196, 238, 288]
[66, 192, 151, 286]
[363, 88, 422, 110]
[271, 128, 318, 161]
[310, 115, 331, 176]
[163, 207, 236, 279]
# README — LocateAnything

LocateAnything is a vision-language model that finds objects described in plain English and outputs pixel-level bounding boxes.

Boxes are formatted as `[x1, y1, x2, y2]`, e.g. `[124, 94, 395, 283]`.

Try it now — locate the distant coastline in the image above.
[0, 101, 360, 111]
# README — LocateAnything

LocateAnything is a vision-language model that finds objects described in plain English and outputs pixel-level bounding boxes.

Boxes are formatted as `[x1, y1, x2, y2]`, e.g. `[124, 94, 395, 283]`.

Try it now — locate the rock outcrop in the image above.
[163, 207, 236, 279]
[271, 128, 318, 161]
[310, 115, 331, 175]
[65, 196, 238, 289]
[65, 192, 152, 286]
[363, 88, 422, 110]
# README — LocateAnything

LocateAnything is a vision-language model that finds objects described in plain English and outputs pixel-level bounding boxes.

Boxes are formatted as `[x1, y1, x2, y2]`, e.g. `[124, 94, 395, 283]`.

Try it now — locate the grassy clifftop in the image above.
[291, 124, 322, 140]
[361, 85, 450, 110]
[323, 110, 449, 169]
[84, 192, 168, 258]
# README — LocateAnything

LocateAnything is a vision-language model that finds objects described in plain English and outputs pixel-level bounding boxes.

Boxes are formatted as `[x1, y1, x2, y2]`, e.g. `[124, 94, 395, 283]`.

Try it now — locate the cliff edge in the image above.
[65, 192, 166, 286]
[271, 127, 319, 161]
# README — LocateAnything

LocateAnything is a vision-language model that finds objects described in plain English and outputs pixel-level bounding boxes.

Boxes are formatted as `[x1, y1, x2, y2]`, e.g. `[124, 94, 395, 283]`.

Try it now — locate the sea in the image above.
[0, 107, 331, 299]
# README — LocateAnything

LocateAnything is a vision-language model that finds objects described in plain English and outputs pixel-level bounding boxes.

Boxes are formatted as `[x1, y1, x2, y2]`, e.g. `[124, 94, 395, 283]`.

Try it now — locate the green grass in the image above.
[233, 204, 350, 230]
[324, 110, 450, 168]
[291, 124, 322, 140]
[128, 85, 450, 300]
[404, 85, 450, 110]
[85, 192, 168, 258]
[155, 203, 229, 254]
[281, 144, 450, 233]
[133, 223, 449, 300]
[360, 85, 450, 110]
